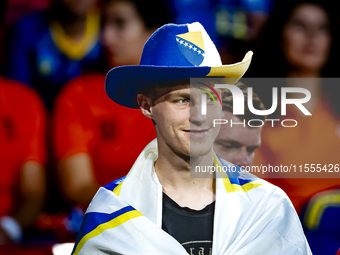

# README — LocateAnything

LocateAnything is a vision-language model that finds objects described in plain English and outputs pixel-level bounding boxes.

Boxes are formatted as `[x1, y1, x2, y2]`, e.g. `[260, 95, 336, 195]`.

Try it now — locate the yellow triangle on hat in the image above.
[176, 31, 204, 50]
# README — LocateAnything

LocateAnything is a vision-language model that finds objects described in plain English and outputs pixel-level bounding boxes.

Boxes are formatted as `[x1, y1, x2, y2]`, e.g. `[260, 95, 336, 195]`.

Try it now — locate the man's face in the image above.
[147, 83, 223, 158]
[214, 111, 262, 167]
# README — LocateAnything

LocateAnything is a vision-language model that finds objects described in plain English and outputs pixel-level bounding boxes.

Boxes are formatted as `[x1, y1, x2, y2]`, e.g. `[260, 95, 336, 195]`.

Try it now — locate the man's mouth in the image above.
[186, 129, 209, 133]
[183, 129, 210, 138]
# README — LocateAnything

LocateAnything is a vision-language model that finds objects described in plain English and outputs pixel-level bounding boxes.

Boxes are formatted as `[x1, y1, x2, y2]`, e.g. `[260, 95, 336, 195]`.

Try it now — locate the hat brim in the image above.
[105, 51, 253, 109]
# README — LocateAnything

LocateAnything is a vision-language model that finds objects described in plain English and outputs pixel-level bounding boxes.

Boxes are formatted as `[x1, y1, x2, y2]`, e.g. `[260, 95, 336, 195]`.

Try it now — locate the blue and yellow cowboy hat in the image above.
[105, 22, 253, 108]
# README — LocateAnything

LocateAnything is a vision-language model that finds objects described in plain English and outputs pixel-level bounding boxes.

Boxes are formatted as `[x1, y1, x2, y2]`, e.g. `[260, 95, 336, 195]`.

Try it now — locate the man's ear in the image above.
[137, 94, 153, 119]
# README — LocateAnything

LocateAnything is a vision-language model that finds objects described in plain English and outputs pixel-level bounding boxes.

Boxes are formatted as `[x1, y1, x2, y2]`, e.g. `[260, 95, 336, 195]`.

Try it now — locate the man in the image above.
[72, 22, 311, 255]
[214, 82, 265, 167]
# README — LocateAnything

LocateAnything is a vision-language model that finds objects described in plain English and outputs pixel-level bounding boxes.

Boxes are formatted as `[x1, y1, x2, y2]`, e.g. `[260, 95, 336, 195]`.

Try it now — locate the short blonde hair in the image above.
[222, 81, 266, 121]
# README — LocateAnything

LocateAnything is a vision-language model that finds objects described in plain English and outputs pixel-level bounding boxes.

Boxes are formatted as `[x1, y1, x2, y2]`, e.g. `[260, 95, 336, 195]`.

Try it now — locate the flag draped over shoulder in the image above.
[72, 139, 312, 255]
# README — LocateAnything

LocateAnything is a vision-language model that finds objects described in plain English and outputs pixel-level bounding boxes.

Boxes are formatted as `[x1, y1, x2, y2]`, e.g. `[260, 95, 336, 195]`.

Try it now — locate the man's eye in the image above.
[222, 144, 238, 150]
[177, 98, 189, 104]
[207, 96, 218, 104]
[247, 147, 258, 153]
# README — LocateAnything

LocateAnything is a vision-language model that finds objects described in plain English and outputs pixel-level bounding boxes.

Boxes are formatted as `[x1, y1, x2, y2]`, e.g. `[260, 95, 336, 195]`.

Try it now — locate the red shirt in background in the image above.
[0, 77, 46, 216]
[53, 73, 156, 186]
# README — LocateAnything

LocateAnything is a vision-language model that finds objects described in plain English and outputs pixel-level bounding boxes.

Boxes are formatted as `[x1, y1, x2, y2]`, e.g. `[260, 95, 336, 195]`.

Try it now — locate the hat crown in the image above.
[140, 22, 222, 67]
[105, 21, 253, 109]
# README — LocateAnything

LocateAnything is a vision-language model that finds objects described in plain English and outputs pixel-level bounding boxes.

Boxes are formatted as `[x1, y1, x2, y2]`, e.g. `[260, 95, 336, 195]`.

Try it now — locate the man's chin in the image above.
[174, 134, 214, 157]
[189, 140, 213, 158]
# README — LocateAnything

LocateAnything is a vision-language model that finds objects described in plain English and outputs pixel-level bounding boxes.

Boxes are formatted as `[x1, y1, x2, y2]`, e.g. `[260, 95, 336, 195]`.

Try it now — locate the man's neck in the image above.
[154, 143, 216, 210]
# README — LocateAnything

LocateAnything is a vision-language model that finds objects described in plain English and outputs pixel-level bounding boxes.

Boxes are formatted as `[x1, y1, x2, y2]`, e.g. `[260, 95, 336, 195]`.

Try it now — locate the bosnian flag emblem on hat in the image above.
[176, 31, 205, 66]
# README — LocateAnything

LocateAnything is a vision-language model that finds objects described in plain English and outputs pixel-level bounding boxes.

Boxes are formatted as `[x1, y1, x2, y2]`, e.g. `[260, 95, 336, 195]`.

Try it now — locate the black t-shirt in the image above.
[162, 193, 215, 255]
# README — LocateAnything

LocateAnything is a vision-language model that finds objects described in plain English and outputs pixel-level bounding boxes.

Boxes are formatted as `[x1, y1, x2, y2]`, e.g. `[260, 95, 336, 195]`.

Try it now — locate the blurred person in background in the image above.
[248, 0, 340, 254]
[214, 82, 265, 168]
[5, 0, 103, 110]
[0, 79, 46, 244]
[249, 0, 339, 78]
[53, 0, 171, 209]
[0, 1, 46, 246]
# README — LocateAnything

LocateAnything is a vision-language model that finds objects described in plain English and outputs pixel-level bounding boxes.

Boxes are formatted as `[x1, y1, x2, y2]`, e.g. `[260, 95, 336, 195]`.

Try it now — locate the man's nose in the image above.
[234, 148, 251, 167]
[190, 102, 207, 126]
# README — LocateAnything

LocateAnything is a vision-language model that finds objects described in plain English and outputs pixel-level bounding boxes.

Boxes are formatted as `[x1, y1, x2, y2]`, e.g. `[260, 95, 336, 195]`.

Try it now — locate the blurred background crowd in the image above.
[0, 0, 340, 254]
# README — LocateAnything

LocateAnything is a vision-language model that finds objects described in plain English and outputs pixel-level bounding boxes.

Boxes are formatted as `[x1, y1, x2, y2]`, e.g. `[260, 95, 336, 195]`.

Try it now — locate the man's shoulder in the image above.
[103, 176, 127, 192]
[218, 157, 290, 202]
[219, 158, 259, 179]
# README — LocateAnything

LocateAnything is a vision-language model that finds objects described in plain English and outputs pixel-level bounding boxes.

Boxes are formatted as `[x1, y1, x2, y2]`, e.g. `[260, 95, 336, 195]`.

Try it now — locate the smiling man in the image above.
[72, 22, 311, 255]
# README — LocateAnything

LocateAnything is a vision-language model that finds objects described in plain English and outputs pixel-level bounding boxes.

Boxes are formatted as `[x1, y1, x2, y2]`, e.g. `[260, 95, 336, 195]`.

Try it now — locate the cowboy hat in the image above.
[105, 22, 253, 108]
